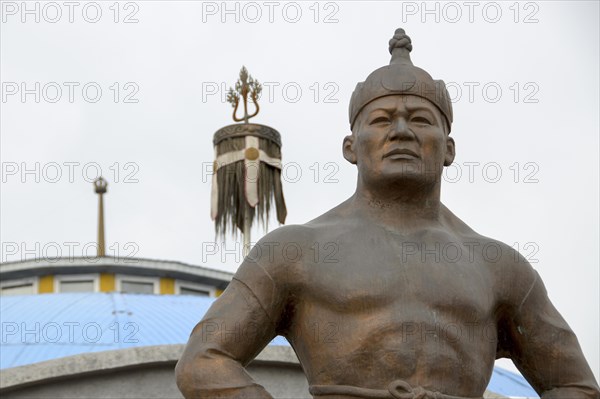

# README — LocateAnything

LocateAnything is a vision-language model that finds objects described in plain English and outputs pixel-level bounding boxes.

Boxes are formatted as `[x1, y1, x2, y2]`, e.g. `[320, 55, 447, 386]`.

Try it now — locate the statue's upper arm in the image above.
[228, 225, 308, 334]
[495, 246, 598, 394]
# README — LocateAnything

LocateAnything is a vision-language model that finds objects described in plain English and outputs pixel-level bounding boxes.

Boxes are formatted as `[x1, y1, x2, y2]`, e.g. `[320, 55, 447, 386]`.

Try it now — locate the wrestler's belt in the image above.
[310, 380, 483, 399]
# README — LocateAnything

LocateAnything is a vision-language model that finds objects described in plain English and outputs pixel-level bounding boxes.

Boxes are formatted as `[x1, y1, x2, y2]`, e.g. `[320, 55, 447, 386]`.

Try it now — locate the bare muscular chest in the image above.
[297, 229, 495, 320]
[285, 229, 498, 388]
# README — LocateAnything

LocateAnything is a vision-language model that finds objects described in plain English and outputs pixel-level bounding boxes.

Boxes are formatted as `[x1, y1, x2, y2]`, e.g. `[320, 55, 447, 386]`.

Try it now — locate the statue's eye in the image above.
[411, 116, 431, 125]
[370, 116, 390, 125]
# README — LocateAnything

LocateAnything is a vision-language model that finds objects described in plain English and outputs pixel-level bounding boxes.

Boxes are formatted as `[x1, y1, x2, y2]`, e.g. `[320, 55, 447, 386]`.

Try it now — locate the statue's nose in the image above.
[389, 118, 414, 140]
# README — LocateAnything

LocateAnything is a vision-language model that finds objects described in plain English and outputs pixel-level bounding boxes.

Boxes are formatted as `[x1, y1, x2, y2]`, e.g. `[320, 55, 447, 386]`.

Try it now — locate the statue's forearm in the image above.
[175, 348, 274, 399]
[180, 384, 273, 399]
[505, 270, 600, 398]
[541, 386, 600, 399]
[179, 383, 274, 399]
[176, 273, 283, 399]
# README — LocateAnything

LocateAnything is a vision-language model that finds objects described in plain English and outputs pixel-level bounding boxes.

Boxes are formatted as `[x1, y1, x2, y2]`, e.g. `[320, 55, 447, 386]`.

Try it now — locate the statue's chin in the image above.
[362, 172, 441, 193]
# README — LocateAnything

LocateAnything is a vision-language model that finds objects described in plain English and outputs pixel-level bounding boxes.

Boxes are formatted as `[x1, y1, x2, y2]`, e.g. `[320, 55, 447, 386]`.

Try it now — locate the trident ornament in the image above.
[227, 66, 262, 124]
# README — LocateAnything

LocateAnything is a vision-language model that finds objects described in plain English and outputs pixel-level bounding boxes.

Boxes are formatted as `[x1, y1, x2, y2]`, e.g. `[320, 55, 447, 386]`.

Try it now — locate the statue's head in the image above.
[343, 29, 455, 188]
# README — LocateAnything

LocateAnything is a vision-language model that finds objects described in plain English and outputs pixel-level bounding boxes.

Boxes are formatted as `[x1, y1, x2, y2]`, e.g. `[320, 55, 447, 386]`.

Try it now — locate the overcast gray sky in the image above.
[1, 0, 598, 380]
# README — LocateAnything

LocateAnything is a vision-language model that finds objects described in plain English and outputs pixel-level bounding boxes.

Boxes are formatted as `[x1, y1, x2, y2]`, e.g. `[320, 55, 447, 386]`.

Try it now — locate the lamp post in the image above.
[94, 176, 108, 257]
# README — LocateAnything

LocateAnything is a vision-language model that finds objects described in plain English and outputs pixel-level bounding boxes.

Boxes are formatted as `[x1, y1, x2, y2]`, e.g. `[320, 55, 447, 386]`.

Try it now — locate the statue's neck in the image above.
[353, 180, 443, 229]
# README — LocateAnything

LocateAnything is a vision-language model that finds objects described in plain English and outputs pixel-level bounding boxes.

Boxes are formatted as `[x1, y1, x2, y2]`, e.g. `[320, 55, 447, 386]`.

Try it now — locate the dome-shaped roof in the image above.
[0, 292, 286, 369]
[0, 293, 538, 397]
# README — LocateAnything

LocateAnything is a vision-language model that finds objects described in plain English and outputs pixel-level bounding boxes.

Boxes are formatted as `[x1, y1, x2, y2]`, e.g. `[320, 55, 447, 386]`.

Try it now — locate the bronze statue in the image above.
[176, 29, 600, 399]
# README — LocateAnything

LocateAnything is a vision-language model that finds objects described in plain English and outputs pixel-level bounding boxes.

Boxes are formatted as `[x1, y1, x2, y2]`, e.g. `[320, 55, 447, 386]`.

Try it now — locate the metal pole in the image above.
[94, 177, 107, 257]
[97, 193, 105, 256]
[243, 207, 251, 258]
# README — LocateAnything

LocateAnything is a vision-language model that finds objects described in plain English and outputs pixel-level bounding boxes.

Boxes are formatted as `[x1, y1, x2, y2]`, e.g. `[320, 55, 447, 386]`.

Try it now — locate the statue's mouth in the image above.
[383, 148, 419, 159]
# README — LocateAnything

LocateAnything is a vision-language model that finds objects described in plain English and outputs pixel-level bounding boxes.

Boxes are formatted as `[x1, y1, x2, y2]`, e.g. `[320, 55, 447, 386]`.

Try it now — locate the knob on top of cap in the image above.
[388, 28, 413, 66]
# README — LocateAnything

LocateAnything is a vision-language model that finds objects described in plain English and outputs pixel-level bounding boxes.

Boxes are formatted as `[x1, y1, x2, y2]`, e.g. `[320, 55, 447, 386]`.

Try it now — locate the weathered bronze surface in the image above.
[177, 29, 600, 398]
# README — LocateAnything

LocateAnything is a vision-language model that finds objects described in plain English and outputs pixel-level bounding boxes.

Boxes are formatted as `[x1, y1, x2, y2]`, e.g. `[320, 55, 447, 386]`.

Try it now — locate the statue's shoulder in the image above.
[304, 198, 358, 232]
[256, 223, 317, 249]
[250, 222, 327, 270]
[440, 203, 478, 237]
[443, 203, 539, 309]
[441, 203, 537, 284]
[245, 201, 354, 285]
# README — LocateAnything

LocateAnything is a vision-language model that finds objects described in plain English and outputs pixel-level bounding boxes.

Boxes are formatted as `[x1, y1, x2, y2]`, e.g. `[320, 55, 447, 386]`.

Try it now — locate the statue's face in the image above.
[344, 95, 455, 188]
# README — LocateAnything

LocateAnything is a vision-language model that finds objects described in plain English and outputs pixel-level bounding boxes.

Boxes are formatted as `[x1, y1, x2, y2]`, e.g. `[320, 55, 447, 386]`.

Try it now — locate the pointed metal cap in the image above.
[349, 28, 453, 132]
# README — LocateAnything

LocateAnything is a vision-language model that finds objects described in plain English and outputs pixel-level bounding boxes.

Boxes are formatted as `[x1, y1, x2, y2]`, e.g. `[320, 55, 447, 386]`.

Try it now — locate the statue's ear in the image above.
[343, 135, 357, 164]
[444, 136, 456, 166]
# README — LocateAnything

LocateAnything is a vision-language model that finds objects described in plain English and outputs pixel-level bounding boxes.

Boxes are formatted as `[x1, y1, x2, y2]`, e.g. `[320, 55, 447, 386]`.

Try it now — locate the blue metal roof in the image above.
[0, 293, 538, 397]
